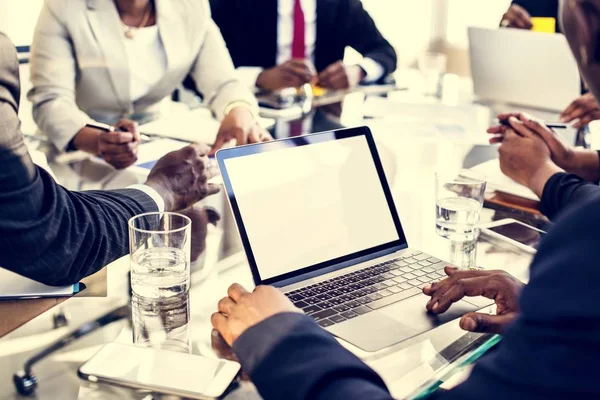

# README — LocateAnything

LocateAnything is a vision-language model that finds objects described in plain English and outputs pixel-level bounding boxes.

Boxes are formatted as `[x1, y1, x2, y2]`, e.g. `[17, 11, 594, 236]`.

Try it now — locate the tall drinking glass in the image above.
[129, 212, 191, 299]
[435, 171, 486, 269]
[418, 52, 448, 98]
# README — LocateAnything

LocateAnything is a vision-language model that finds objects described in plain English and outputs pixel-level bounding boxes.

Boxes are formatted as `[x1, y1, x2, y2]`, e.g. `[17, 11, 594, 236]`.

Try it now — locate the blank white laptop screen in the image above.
[224, 135, 400, 280]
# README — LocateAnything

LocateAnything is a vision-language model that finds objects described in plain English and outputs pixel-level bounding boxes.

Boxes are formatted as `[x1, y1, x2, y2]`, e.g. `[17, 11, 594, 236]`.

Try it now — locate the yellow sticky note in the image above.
[311, 85, 327, 97]
[531, 17, 556, 34]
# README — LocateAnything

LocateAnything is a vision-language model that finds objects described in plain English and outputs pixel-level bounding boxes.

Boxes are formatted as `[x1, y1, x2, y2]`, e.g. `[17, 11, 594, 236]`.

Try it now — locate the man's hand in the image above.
[423, 266, 524, 334]
[145, 143, 220, 212]
[256, 59, 317, 91]
[178, 205, 220, 262]
[317, 61, 365, 90]
[98, 119, 140, 170]
[211, 284, 301, 346]
[560, 93, 600, 129]
[210, 107, 272, 155]
[500, 4, 533, 29]
[487, 115, 564, 196]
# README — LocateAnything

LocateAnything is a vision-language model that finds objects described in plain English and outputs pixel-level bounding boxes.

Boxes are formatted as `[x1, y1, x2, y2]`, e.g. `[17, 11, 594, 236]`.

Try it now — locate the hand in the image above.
[97, 119, 140, 169]
[210, 107, 272, 155]
[145, 143, 220, 211]
[423, 266, 524, 334]
[178, 205, 220, 262]
[317, 61, 365, 90]
[489, 112, 600, 181]
[256, 59, 317, 91]
[560, 93, 600, 128]
[487, 115, 564, 196]
[500, 4, 533, 29]
[211, 284, 301, 346]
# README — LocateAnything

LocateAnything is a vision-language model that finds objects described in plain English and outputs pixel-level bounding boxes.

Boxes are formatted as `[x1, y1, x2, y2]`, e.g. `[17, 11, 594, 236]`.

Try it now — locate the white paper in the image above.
[0, 268, 77, 298]
[470, 159, 539, 201]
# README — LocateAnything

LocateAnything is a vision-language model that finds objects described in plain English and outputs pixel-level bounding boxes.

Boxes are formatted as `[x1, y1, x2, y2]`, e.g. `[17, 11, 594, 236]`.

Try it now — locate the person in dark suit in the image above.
[0, 32, 219, 287]
[209, 0, 397, 91]
[209, 2, 600, 398]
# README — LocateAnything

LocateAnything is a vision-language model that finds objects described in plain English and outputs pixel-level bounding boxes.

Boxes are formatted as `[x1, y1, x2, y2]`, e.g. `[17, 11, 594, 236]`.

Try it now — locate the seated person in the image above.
[28, 0, 270, 170]
[488, 112, 600, 220]
[208, 3, 600, 398]
[501, 1, 600, 128]
[0, 32, 218, 286]
[209, 0, 397, 91]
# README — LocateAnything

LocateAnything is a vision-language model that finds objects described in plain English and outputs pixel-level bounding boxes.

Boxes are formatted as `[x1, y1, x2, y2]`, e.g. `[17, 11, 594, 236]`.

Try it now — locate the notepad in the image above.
[0, 268, 81, 299]
[531, 17, 556, 34]
[470, 159, 539, 201]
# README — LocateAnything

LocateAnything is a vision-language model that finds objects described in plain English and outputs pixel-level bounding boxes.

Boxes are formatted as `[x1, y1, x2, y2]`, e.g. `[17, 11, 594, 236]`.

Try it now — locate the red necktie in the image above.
[291, 0, 305, 59]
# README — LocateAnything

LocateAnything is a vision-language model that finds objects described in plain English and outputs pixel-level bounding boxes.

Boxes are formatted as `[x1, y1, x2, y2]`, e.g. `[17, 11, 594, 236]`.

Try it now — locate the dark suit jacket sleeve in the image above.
[233, 193, 600, 400]
[511, 0, 559, 18]
[0, 32, 158, 286]
[343, 0, 397, 76]
[538, 172, 600, 221]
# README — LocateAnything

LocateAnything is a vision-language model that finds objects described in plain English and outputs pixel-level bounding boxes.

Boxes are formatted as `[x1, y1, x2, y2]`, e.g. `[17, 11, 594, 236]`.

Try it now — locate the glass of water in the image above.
[435, 171, 486, 269]
[418, 52, 448, 98]
[129, 212, 191, 299]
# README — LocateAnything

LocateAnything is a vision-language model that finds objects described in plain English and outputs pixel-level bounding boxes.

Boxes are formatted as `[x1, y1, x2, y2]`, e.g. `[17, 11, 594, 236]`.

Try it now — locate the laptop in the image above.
[468, 27, 581, 112]
[216, 127, 485, 352]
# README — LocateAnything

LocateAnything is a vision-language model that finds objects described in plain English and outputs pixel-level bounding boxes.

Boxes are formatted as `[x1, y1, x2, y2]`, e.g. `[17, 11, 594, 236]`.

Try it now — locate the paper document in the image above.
[140, 108, 275, 143]
[470, 159, 539, 201]
[0, 268, 80, 299]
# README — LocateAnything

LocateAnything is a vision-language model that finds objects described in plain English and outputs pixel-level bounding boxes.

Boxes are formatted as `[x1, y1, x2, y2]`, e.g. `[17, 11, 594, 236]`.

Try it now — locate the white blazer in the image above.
[28, 0, 256, 150]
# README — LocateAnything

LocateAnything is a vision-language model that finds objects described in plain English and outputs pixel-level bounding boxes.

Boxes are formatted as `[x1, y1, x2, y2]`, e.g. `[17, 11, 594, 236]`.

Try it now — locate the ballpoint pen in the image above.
[498, 118, 570, 130]
[85, 123, 153, 143]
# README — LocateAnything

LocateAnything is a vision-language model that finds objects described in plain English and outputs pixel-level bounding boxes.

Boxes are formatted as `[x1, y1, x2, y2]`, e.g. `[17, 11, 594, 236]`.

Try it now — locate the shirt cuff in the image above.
[236, 67, 264, 90]
[359, 58, 386, 84]
[127, 184, 165, 213]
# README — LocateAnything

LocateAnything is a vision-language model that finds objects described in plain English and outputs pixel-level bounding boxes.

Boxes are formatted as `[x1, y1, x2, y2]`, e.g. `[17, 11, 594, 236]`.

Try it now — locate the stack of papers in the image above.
[470, 159, 539, 201]
[0, 269, 80, 299]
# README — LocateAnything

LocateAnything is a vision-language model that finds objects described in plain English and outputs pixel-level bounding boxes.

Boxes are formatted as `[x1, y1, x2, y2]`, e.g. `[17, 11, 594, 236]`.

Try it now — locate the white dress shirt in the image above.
[127, 184, 166, 212]
[236, 0, 384, 88]
[123, 25, 168, 102]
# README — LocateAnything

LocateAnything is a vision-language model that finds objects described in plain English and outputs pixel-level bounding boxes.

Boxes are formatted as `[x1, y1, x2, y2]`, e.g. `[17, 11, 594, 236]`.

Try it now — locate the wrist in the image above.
[224, 101, 258, 121]
[72, 128, 101, 154]
[144, 179, 174, 212]
[528, 162, 564, 198]
[569, 149, 600, 180]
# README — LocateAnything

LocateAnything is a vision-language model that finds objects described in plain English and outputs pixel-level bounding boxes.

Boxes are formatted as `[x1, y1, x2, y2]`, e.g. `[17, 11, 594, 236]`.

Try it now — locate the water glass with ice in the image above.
[129, 212, 191, 299]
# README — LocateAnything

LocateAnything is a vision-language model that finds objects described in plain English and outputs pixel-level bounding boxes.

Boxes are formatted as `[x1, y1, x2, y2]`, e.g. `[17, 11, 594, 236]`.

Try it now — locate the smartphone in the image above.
[481, 219, 547, 254]
[78, 342, 240, 399]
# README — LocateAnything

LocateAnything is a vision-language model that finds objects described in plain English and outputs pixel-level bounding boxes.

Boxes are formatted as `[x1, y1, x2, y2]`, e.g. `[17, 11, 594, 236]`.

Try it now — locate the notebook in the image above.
[470, 159, 539, 201]
[0, 269, 83, 299]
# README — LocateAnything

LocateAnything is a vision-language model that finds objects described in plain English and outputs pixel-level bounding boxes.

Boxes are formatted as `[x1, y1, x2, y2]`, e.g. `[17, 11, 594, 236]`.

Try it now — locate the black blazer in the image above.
[0, 33, 158, 286]
[209, 0, 397, 78]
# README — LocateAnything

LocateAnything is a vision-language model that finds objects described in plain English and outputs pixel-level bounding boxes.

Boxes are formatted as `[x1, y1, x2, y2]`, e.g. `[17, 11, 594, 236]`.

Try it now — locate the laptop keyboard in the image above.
[284, 251, 448, 328]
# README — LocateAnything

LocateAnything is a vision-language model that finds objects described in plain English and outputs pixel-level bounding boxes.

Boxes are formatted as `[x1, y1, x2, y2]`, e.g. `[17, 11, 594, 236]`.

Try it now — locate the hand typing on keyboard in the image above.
[423, 266, 524, 334]
[285, 251, 449, 328]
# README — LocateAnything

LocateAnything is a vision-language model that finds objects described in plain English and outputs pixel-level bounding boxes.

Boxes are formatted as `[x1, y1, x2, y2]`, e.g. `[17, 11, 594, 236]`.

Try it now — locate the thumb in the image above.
[459, 312, 516, 334]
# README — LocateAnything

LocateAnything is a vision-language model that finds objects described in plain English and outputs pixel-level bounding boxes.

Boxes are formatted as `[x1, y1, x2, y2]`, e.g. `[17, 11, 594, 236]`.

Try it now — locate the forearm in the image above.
[539, 172, 600, 220]
[233, 313, 392, 400]
[565, 149, 600, 181]
[0, 168, 158, 286]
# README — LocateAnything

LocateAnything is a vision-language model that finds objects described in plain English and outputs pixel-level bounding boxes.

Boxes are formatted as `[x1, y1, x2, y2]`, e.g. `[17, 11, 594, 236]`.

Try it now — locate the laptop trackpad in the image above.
[328, 294, 478, 353]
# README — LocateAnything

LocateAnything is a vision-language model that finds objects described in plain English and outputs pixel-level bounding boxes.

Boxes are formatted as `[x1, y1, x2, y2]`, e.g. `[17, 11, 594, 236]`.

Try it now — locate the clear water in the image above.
[132, 292, 190, 353]
[131, 247, 189, 299]
[436, 197, 481, 242]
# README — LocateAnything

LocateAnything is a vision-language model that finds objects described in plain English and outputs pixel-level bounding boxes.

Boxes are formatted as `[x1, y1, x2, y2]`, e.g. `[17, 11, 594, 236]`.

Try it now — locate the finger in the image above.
[422, 267, 485, 296]
[427, 275, 497, 314]
[560, 99, 581, 120]
[522, 118, 561, 150]
[487, 125, 508, 134]
[204, 163, 219, 180]
[100, 131, 134, 144]
[206, 184, 221, 196]
[514, 9, 533, 29]
[459, 312, 515, 334]
[561, 106, 587, 123]
[188, 142, 211, 157]
[99, 141, 137, 154]
[496, 112, 524, 121]
[284, 63, 313, 83]
[114, 120, 140, 140]
[218, 297, 236, 316]
[507, 116, 535, 138]
[209, 136, 228, 156]
[318, 62, 341, 83]
[247, 126, 262, 144]
[489, 136, 504, 144]
[210, 312, 231, 343]
[227, 283, 250, 303]
[261, 130, 273, 142]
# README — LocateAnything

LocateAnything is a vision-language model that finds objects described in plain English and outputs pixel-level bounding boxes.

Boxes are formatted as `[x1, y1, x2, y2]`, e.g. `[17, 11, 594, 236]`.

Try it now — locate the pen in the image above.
[498, 119, 570, 130]
[85, 123, 153, 143]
